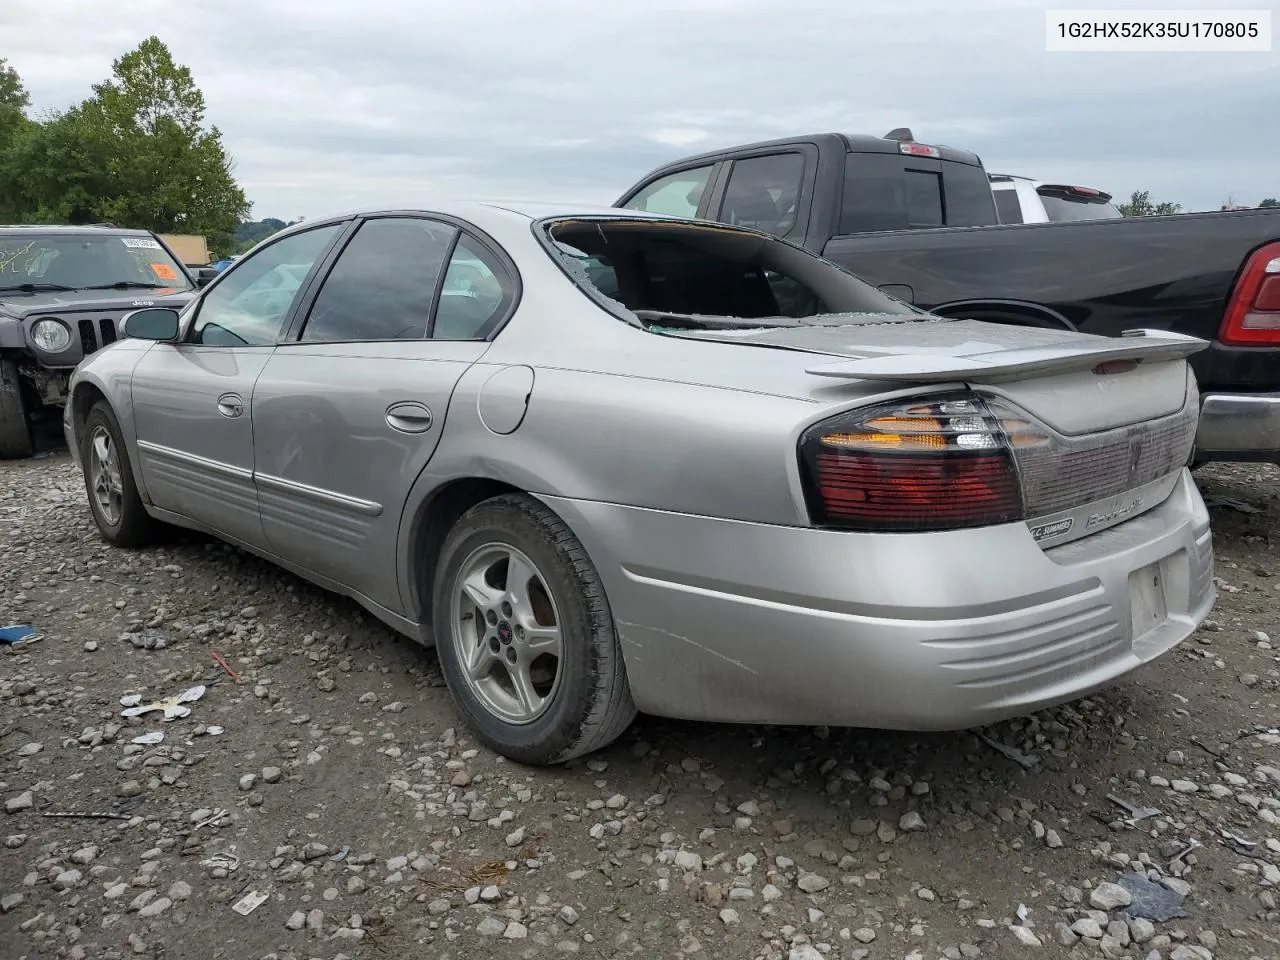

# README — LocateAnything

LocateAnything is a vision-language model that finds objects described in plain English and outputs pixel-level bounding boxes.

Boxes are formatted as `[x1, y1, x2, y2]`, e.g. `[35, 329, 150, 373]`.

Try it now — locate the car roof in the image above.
[269, 201, 690, 238]
[0, 224, 155, 236]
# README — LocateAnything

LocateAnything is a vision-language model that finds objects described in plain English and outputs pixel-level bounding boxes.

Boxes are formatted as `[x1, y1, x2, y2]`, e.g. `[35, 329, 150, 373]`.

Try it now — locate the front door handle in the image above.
[217, 393, 245, 418]
[385, 401, 433, 434]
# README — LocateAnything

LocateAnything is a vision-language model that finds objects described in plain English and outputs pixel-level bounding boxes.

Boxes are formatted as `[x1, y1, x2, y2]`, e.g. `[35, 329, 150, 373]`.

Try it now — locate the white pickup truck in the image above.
[988, 173, 1123, 224]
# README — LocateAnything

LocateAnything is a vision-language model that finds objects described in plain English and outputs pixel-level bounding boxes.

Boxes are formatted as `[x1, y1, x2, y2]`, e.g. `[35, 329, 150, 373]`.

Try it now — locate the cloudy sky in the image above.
[4, 0, 1276, 221]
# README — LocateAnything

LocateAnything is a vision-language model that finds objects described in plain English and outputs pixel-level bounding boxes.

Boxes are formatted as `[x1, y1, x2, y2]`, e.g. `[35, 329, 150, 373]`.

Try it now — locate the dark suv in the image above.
[0, 225, 205, 457]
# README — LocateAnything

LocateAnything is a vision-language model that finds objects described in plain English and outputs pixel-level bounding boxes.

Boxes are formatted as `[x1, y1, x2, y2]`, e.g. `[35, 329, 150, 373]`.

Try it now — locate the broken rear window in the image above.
[541, 218, 926, 331]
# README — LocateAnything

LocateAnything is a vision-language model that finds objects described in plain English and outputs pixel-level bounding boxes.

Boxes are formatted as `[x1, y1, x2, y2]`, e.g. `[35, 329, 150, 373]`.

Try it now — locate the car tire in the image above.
[81, 402, 162, 547]
[432, 493, 637, 765]
[0, 356, 35, 459]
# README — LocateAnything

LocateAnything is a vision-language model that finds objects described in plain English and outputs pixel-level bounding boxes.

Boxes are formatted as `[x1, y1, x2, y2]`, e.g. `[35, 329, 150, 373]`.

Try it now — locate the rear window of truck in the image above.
[838, 153, 998, 234]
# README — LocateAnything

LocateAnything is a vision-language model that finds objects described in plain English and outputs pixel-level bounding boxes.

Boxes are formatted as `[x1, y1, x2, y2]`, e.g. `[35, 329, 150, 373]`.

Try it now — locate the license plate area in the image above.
[1129, 560, 1168, 643]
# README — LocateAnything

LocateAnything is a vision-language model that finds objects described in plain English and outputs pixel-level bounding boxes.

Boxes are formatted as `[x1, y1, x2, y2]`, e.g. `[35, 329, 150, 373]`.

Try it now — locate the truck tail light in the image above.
[1218, 241, 1280, 345]
[798, 393, 1047, 532]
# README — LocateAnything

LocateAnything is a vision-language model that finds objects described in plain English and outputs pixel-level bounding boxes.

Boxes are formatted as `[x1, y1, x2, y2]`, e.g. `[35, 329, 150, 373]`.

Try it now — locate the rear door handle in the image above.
[385, 401, 433, 434]
[217, 393, 244, 418]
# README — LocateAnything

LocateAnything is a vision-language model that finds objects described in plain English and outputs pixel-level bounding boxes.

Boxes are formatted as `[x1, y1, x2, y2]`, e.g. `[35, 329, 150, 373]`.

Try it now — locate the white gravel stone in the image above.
[4, 792, 33, 815]
[853, 928, 877, 943]
[718, 908, 740, 925]
[673, 850, 703, 872]
[898, 811, 926, 832]
[788, 947, 825, 960]
[285, 911, 306, 930]
[797, 873, 830, 893]
[503, 921, 528, 939]
[138, 896, 172, 918]
[1010, 926, 1042, 946]
[558, 905, 579, 925]
[1089, 882, 1133, 911]
[477, 916, 506, 937]
[1071, 918, 1104, 938]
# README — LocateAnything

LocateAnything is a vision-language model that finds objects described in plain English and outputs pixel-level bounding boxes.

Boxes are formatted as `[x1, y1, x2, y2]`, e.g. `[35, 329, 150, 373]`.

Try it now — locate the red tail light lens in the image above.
[798, 394, 1041, 532]
[1219, 241, 1280, 345]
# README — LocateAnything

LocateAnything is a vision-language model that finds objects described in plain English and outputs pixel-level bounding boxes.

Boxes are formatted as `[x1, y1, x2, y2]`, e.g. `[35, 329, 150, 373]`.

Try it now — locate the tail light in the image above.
[1218, 241, 1280, 345]
[798, 393, 1050, 532]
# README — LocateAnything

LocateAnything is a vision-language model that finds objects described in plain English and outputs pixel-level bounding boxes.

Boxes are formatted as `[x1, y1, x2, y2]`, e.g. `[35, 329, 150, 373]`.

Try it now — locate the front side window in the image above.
[621, 165, 713, 218]
[300, 217, 456, 342]
[0, 233, 192, 291]
[718, 153, 806, 237]
[190, 224, 342, 346]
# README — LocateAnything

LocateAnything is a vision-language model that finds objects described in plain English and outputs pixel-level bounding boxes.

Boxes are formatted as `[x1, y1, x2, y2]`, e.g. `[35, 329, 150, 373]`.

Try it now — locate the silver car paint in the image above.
[65, 201, 1215, 732]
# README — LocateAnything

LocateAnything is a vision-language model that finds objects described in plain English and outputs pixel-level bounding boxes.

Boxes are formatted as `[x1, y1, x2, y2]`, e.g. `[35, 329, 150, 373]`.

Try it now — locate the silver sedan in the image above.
[64, 202, 1216, 764]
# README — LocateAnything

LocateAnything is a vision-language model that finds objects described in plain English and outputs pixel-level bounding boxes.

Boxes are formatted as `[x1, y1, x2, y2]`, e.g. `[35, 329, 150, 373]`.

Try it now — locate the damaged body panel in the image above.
[66, 203, 1216, 761]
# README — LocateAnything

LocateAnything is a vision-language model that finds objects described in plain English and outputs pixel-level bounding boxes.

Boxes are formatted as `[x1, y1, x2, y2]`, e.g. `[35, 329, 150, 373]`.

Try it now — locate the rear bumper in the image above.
[541, 469, 1215, 731]
[1195, 391, 1280, 463]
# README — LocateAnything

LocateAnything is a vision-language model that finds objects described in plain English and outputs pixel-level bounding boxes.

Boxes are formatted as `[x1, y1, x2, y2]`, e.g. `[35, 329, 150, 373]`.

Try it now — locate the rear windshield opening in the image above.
[541, 218, 925, 330]
[1036, 189, 1123, 222]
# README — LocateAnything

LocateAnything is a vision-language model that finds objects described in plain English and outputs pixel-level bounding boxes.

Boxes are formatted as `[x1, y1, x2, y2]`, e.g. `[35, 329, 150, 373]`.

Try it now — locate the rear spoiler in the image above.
[1038, 183, 1114, 204]
[805, 329, 1207, 383]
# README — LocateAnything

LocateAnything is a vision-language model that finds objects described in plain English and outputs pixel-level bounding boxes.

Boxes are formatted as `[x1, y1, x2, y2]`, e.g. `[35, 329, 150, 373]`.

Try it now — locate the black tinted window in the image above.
[719, 153, 805, 237]
[942, 162, 999, 226]
[993, 187, 1024, 224]
[905, 170, 943, 226]
[432, 234, 517, 339]
[840, 153, 998, 233]
[301, 217, 456, 342]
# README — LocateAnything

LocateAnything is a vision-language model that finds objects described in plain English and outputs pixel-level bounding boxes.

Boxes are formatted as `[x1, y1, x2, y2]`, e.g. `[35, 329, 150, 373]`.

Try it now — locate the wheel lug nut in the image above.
[515, 625, 525, 640]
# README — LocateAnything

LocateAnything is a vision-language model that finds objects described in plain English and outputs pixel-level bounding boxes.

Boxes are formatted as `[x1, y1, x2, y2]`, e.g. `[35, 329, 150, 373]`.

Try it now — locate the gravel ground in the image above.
[2, 450, 1279, 960]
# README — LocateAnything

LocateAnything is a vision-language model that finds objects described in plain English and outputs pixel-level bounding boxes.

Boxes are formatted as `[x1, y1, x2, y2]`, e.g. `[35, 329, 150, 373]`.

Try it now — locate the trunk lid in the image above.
[669, 317, 1205, 435]
[669, 316, 1205, 544]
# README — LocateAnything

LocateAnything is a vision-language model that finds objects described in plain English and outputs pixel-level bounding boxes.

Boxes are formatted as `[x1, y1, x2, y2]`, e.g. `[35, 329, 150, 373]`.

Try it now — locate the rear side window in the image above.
[300, 217, 456, 342]
[718, 153, 806, 238]
[840, 153, 997, 233]
[433, 234, 517, 340]
[993, 187, 1024, 224]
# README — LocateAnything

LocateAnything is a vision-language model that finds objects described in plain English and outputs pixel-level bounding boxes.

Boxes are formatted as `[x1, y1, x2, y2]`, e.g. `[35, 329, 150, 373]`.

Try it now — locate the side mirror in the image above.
[193, 266, 219, 288]
[123, 307, 181, 341]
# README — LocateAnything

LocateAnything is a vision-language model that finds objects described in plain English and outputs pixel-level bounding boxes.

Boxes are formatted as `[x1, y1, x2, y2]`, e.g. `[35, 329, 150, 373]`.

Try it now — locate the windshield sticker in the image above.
[149, 263, 178, 280]
[121, 237, 162, 249]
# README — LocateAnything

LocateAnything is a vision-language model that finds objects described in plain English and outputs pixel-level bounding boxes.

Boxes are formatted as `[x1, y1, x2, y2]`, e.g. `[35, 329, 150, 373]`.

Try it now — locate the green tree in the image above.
[78, 36, 250, 255]
[1116, 189, 1182, 217]
[0, 58, 33, 220]
[1260, 198, 1279, 208]
[0, 39, 250, 256]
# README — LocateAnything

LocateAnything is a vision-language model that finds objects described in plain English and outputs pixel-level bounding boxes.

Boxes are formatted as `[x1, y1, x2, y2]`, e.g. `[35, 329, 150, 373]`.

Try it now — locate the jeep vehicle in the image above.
[0, 225, 203, 457]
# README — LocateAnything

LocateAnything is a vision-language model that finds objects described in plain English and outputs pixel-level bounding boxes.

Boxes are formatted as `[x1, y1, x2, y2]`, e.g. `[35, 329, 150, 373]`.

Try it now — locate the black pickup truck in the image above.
[1, 224, 206, 458]
[615, 132, 1280, 465]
